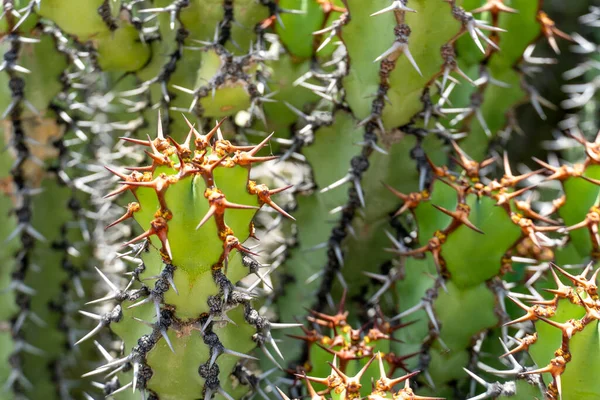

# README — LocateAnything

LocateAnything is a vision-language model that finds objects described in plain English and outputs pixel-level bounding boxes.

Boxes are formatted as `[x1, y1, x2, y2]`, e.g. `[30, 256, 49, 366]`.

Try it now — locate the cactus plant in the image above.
[76, 116, 299, 399]
[0, 1, 599, 400]
[0, 5, 99, 398]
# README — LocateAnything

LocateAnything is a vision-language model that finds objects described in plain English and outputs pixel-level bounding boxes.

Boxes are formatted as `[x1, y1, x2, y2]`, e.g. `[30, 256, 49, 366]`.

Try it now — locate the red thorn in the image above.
[105, 202, 140, 230]
[119, 137, 151, 146]
[104, 166, 129, 180]
[103, 185, 131, 199]
[125, 165, 154, 172]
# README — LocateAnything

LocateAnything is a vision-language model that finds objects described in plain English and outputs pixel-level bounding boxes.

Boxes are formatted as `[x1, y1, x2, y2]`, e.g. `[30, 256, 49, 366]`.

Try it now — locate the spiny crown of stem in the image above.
[105, 114, 293, 272]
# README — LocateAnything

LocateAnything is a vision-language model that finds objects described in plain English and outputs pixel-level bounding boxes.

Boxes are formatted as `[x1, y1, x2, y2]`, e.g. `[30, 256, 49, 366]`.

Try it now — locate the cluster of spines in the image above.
[269, 0, 563, 373]
[281, 354, 437, 400]
[374, 42, 600, 397]
[311, 0, 422, 311]
[1, 6, 67, 397]
[280, 296, 440, 400]
[1, 11, 37, 394]
[502, 264, 598, 399]
[76, 116, 298, 399]
[559, 7, 599, 143]
[268, 0, 592, 386]
[279, 0, 568, 316]
[103, 116, 289, 261]
[463, 128, 600, 398]
[378, 141, 559, 392]
[113, 0, 295, 136]
[43, 20, 111, 398]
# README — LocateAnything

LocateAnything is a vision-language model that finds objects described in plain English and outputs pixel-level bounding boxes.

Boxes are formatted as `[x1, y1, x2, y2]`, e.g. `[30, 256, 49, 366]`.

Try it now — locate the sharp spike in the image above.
[104, 165, 129, 180]
[157, 110, 164, 139]
[119, 137, 151, 147]
[94, 267, 119, 292]
[109, 381, 133, 397]
[161, 328, 175, 353]
[75, 323, 104, 346]
[196, 205, 217, 230]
